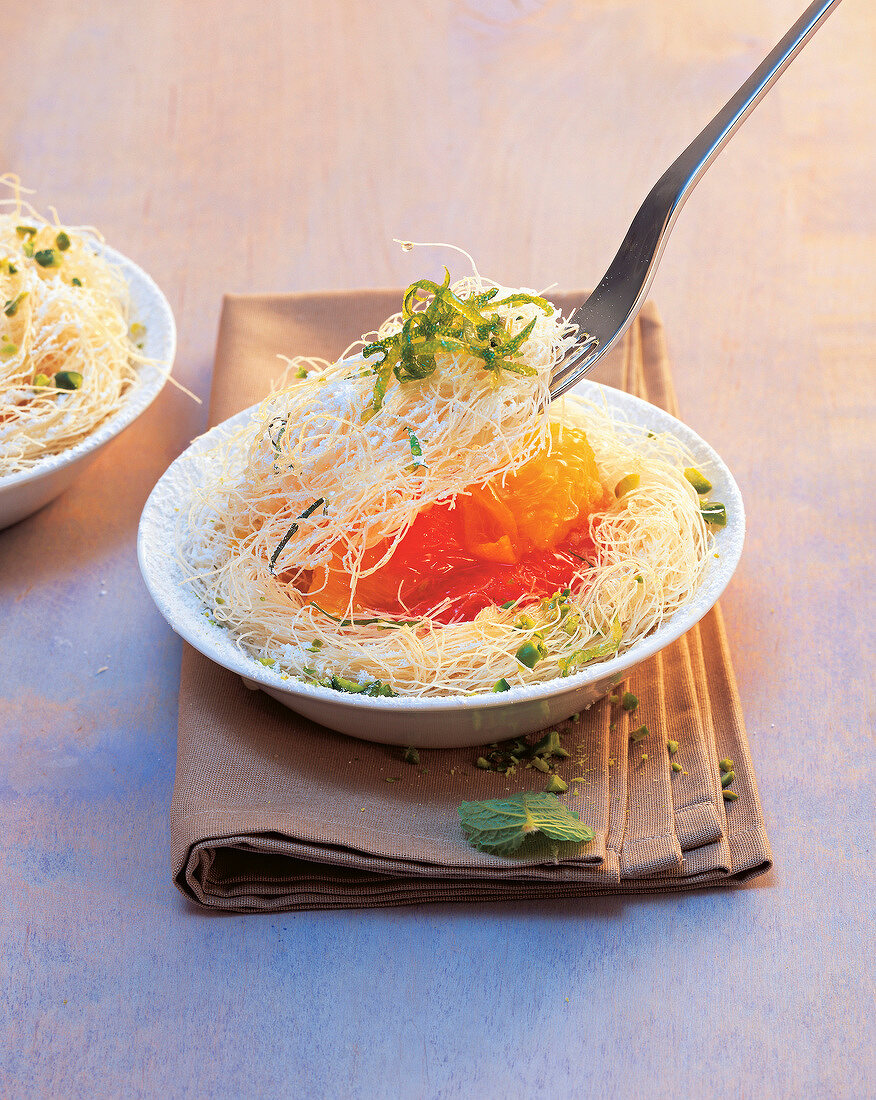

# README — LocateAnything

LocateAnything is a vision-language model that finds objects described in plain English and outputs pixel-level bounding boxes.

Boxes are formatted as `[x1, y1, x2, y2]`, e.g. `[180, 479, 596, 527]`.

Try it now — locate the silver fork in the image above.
[549, 0, 842, 400]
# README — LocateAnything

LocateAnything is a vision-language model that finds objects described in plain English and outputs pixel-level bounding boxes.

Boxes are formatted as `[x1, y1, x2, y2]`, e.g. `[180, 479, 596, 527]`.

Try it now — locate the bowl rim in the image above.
[138, 380, 745, 713]
[0, 240, 177, 490]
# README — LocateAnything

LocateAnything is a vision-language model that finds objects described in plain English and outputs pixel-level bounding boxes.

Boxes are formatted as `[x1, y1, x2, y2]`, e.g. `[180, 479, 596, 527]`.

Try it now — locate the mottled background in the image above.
[1, 2, 872, 1097]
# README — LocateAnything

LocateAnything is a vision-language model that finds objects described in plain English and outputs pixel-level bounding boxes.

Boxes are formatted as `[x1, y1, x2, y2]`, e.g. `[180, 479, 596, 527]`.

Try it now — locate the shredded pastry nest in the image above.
[0, 177, 146, 474]
[178, 269, 713, 698]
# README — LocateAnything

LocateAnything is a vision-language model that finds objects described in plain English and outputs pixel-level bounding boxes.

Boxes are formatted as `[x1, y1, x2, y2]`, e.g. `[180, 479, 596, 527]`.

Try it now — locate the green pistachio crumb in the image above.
[403, 747, 420, 765]
[700, 501, 727, 526]
[515, 639, 545, 669]
[545, 775, 568, 794]
[719, 758, 734, 773]
[722, 789, 738, 802]
[492, 678, 510, 693]
[671, 761, 683, 773]
[4, 291, 27, 316]
[621, 691, 638, 712]
[34, 248, 60, 268]
[667, 740, 679, 755]
[721, 771, 735, 788]
[684, 467, 713, 494]
[475, 757, 491, 770]
[530, 756, 551, 773]
[55, 231, 71, 251]
[54, 370, 83, 390]
[615, 473, 640, 497]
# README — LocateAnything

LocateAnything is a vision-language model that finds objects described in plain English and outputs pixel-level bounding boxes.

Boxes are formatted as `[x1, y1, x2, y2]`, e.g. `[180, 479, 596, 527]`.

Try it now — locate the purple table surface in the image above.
[2, 2, 873, 1097]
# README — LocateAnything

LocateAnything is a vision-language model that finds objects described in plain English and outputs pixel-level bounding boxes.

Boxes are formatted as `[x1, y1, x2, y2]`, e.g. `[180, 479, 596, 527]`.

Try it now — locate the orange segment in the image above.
[456, 422, 607, 560]
[499, 422, 608, 551]
[460, 484, 519, 564]
[296, 421, 608, 620]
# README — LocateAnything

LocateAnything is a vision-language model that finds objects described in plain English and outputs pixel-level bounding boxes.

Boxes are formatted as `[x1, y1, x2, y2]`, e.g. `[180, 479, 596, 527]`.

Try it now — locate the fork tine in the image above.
[549, 359, 597, 400]
[549, 336, 600, 398]
[551, 335, 599, 379]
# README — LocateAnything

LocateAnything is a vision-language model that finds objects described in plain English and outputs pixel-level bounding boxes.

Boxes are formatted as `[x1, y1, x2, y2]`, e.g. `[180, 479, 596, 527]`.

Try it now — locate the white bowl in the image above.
[138, 381, 744, 748]
[0, 243, 176, 530]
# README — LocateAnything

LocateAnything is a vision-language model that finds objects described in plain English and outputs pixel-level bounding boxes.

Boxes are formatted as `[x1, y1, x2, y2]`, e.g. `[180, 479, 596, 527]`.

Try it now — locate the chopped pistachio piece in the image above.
[515, 639, 545, 669]
[719, 758, 734, 773]
[34, 248, 61, 268]
[722, 789, 738, 802]
[721, 771, 735, 789]
[403, 747, 420, 765]
[667, 740, 679, 756]
[4, 291, 27, 316]
[54, 370, 82, 390]
[614, 473, 640, 497]
[545, 775, 568, 794]
[700, 501, 727, 526]
[684, 467, 712, 494]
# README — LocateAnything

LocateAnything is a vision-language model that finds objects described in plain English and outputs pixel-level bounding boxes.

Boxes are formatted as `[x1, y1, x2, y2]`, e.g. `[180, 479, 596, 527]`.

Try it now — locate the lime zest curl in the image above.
[361, 269, 552, 419]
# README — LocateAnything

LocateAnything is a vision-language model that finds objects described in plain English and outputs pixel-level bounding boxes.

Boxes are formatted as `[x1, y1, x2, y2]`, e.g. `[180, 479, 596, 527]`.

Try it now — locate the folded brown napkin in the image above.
[170, 290, 772, 910]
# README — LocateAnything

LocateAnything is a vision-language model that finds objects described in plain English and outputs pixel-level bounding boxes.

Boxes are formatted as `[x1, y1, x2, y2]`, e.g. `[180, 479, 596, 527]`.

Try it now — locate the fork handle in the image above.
[556, 0, 842, 396]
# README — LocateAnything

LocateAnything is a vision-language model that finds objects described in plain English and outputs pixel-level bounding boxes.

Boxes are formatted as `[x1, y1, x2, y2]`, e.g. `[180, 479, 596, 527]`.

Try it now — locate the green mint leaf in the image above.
[458, 791, 594, 856]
